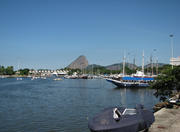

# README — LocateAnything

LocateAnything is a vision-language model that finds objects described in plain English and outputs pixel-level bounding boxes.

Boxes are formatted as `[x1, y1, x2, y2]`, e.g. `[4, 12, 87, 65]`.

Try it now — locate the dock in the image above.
[149, 107, 180, 132]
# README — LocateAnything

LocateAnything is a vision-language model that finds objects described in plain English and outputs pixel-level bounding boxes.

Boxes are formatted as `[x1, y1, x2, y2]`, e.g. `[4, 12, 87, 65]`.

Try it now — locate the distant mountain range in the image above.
[67, 55, 167, 70]
[105, 63, 137, 70]
[86, 64, 105, 70]
[144, 63, 166, 68]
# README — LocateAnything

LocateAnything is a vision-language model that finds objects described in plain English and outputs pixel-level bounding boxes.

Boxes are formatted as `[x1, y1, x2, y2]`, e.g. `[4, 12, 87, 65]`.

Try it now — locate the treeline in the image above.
[0, 66, 15, 75]
[0, 66, 29, 75]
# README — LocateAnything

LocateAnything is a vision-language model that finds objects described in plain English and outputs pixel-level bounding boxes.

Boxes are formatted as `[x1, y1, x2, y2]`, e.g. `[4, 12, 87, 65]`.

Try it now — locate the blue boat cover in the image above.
[122, 77, 154, 81]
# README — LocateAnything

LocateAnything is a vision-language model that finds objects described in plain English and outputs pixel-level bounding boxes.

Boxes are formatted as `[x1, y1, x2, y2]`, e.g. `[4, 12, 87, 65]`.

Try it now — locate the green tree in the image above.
[19, 68, 30, 75]
[0, 66, 5, 75]
[125, 66, 136, 75]
[5, 66, 14, 75]
[68, 69, 81, 75]
[151, 66, 180, 101]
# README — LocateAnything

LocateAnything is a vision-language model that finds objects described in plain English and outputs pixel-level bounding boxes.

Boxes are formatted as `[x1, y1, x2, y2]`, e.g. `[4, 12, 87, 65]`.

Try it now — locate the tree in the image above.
[0, 66, 5, 75]
[19, 68, 30, 75]
[151, 66, 180, 101]
[125, 66, 136, 75]
[172, 66, 180, 91]
[5, 66, 14, 75]
[68, 68, 81, 75]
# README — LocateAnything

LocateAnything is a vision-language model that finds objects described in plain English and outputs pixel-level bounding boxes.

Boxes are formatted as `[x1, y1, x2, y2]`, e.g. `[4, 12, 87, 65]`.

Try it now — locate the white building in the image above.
[170, 57, 180, 66]
[29, 69, 68, 75]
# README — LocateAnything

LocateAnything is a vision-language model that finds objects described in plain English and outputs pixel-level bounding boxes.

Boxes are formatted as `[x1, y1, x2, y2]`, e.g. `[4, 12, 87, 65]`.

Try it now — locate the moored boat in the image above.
[106, 75, 154, 88]
[53, 78, 62, 81]
[88, 104, 154, 132]
[106, 51, 155, 88]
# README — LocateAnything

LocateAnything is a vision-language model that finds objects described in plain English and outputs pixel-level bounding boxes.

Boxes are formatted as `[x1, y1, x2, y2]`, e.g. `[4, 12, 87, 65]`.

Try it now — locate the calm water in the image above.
[0, 78, 159, 132]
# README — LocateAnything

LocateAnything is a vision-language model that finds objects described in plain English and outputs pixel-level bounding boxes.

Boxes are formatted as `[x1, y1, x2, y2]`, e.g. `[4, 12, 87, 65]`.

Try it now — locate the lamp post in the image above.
[170, 34, 174, 69]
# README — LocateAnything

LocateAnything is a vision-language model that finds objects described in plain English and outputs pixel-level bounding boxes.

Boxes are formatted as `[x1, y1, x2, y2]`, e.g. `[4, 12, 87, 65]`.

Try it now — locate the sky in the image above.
[0, 0, 180, 70]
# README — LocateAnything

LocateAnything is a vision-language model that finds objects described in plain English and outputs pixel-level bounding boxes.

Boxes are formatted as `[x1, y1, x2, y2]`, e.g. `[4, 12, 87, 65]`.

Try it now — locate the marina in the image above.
[0, 0, 180, 132]
[106, 51, 155, 88]
[106, 71, 154, 88]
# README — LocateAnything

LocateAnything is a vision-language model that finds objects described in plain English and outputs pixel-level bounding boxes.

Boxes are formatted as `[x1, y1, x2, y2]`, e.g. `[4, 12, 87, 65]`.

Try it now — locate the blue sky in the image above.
[0, 0, 180, 70]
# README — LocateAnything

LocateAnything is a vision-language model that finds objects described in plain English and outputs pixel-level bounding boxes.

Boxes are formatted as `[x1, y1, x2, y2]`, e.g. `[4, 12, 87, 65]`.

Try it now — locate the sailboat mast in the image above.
[123, 52, 126, 76]
[92, 64, 93, 75]
[156, 57, 158, 75]
[133, 56, 136, 70]
[142, 50, 144, 74]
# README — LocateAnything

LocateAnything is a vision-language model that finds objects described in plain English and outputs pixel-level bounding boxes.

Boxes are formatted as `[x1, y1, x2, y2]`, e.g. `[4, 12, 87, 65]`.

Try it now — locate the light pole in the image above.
[170, 34, 174, 69]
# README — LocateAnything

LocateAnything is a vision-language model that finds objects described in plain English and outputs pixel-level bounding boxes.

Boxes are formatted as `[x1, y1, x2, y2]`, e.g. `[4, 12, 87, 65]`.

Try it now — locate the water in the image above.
[0, 78, 159, 132]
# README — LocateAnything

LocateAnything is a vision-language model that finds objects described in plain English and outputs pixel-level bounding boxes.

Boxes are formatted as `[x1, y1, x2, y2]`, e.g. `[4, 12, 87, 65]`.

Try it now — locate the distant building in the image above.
[170, 57, 180, 66]
[29, 69, 68, 75]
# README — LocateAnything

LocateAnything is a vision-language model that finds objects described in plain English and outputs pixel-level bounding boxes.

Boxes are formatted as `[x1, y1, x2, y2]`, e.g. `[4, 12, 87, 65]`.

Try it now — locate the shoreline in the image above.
[150, 93, 180, 132]
[0, 75, 29, 78]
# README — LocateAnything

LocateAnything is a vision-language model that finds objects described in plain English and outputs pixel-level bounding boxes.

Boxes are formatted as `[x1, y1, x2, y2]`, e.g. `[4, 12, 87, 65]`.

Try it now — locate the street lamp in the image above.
[170, 34, 174, 69]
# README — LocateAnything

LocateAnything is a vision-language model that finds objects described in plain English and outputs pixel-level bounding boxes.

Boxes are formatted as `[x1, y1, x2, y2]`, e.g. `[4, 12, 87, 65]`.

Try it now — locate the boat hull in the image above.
[106, 79, 150, 88]
[88, 106, 154, 132]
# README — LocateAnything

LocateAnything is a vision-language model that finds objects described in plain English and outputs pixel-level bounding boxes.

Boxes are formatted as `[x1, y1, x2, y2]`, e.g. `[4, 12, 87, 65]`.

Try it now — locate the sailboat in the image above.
[106, 51, 154, 88]
[16, 60, 23, 81]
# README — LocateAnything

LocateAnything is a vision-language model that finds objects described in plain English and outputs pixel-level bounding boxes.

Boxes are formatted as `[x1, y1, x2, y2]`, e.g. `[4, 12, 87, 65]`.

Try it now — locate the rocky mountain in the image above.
[67, 55, 89, 69]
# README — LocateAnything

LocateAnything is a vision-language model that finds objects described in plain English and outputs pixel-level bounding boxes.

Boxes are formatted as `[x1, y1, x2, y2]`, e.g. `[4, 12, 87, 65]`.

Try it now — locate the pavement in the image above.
[149, 107, 180, 132]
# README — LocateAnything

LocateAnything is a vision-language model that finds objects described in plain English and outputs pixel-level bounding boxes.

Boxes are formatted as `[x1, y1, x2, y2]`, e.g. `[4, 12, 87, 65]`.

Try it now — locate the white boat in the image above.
[41, 77, 46, 79]
[16, 77, 22, 80]
[53, 78, 62, 81]
[31, 76, 38, 80]
[169, 97, 180, 104]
